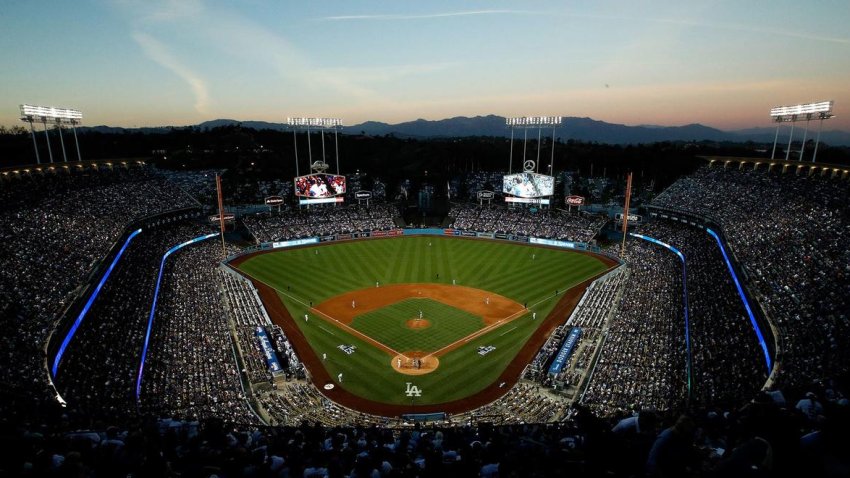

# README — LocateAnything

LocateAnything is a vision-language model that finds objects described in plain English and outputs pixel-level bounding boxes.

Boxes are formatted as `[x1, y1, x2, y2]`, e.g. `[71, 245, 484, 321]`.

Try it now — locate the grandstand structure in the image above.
[1, 149, 849, 476]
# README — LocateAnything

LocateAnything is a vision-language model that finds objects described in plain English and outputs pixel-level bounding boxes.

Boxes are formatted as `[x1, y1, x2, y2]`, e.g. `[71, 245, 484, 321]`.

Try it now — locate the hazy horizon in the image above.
[2, 1, 848, 131]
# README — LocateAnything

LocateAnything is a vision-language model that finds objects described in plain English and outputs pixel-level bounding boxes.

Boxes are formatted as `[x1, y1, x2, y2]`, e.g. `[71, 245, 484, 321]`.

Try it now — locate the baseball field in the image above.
[233, 235, 615, 415]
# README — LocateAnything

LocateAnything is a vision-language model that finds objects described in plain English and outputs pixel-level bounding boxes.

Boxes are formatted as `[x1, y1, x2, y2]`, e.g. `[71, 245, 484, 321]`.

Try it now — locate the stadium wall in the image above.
[226, 227, 620, 265]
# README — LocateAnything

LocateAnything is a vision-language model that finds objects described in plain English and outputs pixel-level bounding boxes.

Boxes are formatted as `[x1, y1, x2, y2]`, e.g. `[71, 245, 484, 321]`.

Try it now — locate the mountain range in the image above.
[82, 115, 850, 146]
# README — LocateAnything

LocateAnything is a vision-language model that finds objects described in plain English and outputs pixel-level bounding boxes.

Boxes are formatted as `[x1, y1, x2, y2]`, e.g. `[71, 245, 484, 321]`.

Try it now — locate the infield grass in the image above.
[237, 235, 609, 407]
[351, 298, 484, 353]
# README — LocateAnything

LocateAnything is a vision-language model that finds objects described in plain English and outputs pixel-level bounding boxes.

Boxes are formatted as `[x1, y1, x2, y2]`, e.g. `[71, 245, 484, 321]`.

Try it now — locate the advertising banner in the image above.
[548, 327, 582, 375]
[256, 327, 283, 374]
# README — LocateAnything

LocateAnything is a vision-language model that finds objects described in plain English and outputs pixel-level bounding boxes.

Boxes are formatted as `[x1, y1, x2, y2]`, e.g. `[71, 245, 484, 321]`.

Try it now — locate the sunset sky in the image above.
[2, 0, 848, 130]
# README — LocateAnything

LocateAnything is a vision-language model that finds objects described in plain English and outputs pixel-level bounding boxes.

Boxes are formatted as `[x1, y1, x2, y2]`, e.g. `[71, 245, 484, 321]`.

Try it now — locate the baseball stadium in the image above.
[2, 4, 850, 475]
[2, 121, 849, 476]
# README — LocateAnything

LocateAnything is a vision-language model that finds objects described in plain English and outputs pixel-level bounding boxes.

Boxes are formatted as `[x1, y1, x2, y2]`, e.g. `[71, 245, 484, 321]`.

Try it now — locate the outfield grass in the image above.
[237, 236, 608, 407]
[351, 298, 484, 353]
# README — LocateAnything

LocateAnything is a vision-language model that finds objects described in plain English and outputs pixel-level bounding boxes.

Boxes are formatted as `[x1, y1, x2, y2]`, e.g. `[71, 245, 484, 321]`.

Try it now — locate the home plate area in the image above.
[391, 351, 440, 376]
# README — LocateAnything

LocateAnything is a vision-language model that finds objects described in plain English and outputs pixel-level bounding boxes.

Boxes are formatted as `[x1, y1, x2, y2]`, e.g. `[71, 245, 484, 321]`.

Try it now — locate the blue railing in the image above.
[52, 228, 143, 377]
[135, 233, 217, 401]
[629, 232, 692, 399]
[705, 228, 772, 374]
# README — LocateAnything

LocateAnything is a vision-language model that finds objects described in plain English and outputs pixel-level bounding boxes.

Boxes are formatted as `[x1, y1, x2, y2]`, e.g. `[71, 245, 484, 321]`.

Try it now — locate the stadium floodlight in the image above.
[20, 104, 84, 165]
[287, 117, 342, 128]
[505, 115, 563, 176]
[21, 104, 83, 122]
[768, 101, 835, 162]
[505, 116, 562, 127]
[770, 101, 833, 121]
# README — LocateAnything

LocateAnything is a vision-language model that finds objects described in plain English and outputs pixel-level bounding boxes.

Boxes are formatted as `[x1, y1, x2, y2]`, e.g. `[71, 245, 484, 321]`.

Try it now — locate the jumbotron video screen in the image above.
[503, 172, 554, 198]
[294, 174, 347, 198]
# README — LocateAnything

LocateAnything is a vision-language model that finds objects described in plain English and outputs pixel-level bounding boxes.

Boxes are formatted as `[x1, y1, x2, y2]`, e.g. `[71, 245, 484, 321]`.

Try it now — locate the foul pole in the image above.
[216, 174, 227, 257]
[620, 172, 633, 257]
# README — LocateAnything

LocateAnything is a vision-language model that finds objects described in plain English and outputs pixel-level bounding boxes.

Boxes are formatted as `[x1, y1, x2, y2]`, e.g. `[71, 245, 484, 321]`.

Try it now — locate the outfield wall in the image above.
[226, 227, 617, 264]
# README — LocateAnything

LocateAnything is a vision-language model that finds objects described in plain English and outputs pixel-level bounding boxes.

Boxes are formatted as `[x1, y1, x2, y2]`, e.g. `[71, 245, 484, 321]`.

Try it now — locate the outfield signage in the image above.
[402, 228, 446, 235]
[548, 327, 582, 376]
[477, 190, 495, 200]
[265, 196, 284, 206]
[354, 190, 373, 200]
[255, 327, 283, 374]
[530, 237, 577, 249]
[476, 232, 495, 239]
[616, 213, 643, 223]
[208, 213, 235, 223]
[272, 237, 319, 249]
[565, 195, 585, 206]
[505, 197, 551, 205]
[299, 197, 344, 205]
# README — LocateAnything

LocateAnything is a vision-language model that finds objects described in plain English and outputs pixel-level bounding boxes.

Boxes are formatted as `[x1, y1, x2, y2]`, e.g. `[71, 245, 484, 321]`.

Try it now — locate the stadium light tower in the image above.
[287, 117, 343, 175]
[769, 101, 834, 162]
[20, 104, 83, 164]
[505, 116, 562, 174]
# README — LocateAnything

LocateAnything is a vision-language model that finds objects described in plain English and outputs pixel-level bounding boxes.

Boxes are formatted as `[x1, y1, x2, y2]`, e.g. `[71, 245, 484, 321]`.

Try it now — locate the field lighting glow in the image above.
[770, 101, 833, 119]
[287, 117, 342, 128]
[20, 104, 83, 122]
[506, 116, 562, 127]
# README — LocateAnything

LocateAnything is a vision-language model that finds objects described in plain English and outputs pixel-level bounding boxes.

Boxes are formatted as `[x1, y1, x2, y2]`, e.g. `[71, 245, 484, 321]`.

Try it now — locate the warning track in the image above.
[230, 246, 618, 417]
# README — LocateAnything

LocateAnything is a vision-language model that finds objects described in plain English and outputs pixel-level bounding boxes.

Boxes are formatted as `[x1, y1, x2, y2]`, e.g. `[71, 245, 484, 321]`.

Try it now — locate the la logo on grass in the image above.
[405, 382, 422, 397]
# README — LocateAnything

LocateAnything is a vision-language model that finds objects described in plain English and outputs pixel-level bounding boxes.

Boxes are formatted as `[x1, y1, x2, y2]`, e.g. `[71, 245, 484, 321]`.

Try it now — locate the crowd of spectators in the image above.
[55, 223, 215, 420]
[652, 166, 850, 390]
[449, 203, 606, 243]
[525, 269, 627, 389]
[220, 270, 305, 385]
[0, 167, 198, 420]
[637, 220, 766, 408]
[583, 239, 688, 417]
[243, 204, 398, 243]
[141, 239, 257, 424]
[155, 168, 223, 205]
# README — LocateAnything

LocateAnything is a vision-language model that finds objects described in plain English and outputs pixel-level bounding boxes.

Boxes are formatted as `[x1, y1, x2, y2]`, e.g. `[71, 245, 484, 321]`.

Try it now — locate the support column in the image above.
[57, 122, 68, 163]
[508, 128, 514, 174]
[71, 122, 82, 162]
[292, 129, 299, 177]
[42, 120, 54, 163]
[812, 117, 824, 163]
[29, 120, 41, 164]
[784, 122, 795, 161]
[799, 118, 810, 162]
[770, 124, 780, 160]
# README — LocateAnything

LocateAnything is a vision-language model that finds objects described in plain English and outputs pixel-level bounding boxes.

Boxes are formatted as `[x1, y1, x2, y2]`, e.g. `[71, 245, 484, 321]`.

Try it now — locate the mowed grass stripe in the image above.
[237, 236, 611, 406]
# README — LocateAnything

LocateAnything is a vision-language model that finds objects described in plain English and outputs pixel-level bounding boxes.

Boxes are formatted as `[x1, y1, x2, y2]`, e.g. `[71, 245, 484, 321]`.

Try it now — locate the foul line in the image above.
[237, 266, 610, 362]
[500, 326, 518, 337]
[237, 269, 404, 358]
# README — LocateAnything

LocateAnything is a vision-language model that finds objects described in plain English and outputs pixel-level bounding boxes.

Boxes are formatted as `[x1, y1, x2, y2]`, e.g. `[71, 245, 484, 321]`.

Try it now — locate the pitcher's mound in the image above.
[405, 318, 432, 330]
[391, 351, 439, 375]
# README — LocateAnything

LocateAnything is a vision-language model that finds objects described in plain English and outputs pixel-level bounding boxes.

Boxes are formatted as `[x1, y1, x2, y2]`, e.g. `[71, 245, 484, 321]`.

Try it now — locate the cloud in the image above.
[132, 32, 210, 114]
[321, 10, 542, 21]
